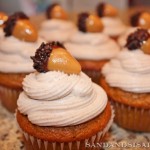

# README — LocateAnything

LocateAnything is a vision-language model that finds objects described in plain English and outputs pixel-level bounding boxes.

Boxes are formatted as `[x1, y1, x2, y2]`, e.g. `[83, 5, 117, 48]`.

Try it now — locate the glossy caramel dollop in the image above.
[141, 38, 150, 54]
[12, 19, 38, 42]
[97, 3, 118, 17]
[139, 12, 150, 29]
[0, 12, 8, 27]
[47, 4, 68, 20]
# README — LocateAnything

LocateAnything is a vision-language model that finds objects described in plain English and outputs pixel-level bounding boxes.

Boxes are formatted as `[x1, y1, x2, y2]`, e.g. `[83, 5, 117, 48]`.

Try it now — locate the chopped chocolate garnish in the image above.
[78, 13, 89, 32]
[31, 41, 65, 72]
[97, 2, 105, 17]
[130, 11, 143, 27]
[4, 12, 29, 37]
[46, 3, 59, 19]
[125, 28, 150, 50]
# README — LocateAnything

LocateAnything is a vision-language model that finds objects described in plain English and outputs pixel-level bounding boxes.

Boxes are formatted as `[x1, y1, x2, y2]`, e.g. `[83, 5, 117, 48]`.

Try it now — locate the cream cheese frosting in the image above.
[102, 48, 150, 93]
[102, 17, 127, 37]
[0, 36, 44, 73]
[39, 19, 76, 42]
[65, 31, 120, 60]
[17, 71, 108, 126]
[0, 28, 4, 39]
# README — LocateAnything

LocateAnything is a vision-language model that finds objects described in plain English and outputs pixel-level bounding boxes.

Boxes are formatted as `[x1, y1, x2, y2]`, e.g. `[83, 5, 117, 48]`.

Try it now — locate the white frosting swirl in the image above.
[0, 36, 44, 73]
[102, 48, 150, 93]
[17, 71, 108, 126]
[65, 31, 120, 60]
[102, 17, 127, 37]
[39, 19, 76, 42]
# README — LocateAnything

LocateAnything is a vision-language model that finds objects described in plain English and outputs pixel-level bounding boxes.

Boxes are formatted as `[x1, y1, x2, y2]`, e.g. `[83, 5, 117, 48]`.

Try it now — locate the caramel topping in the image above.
[141, 38, 150, 54]
[0, 12, 8, 27]
[97, 3, 118, 17]
[86, 15, 103, 33]
[139, 12, 150, 29]
[46, 3, 68, 20]
[31, 42, 81, 74]
[12, 19, 38, 42]
[48, 48, 81, 74]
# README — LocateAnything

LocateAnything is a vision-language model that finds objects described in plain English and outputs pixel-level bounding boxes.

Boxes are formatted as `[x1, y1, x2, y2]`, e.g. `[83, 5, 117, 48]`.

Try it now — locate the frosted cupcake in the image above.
[0, 12, 43, 112]
[65, 13, 120, 83]
[101, 29, 150, 132]
[96, 2, 127, 40]
[0, 12, 8, 38]
[39, 3, 76, 42]
[118, 11, 150, 47]
[16, 41, 114, 150]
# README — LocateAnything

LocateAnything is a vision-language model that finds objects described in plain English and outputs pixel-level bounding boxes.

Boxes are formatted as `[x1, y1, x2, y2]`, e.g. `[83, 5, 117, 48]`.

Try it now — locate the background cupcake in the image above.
[101, 29, 150, 132]
[118, 11, 150, 47]
[39, 3, 76, 43]
[96, 2, 127, 40]
[0, 12, 8, 39]
[0, 12, 43, 112]
[65, 13, 120, 84]
[16, 41, 114, 150]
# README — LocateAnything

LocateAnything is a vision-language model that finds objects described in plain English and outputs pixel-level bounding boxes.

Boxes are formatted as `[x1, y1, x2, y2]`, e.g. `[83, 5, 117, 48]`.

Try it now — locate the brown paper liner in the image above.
[18, 107, 114, 150]
[0, 72, 26, 112]
[111, 100, 150, 132]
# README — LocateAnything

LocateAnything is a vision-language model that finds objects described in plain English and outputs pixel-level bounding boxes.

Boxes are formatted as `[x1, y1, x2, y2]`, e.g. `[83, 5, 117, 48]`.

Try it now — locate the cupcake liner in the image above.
[0, 85, 22, 112]
[19, 107, 114, 150]
[83, 70, 101, 84]
[111, 100, 150, 132]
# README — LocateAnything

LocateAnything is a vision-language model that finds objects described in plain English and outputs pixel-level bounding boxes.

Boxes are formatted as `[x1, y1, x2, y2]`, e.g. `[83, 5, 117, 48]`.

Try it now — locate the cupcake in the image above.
[0, 12, 8, 38]
[65, 13, 120, 84]
[96, 2, 127, 40]
[16, 41, 114, 150]
[0, 12, 43, 112]
[101, 29, 150, 132]
[118, 11, 150, 47]
[39, 3, 76, 43]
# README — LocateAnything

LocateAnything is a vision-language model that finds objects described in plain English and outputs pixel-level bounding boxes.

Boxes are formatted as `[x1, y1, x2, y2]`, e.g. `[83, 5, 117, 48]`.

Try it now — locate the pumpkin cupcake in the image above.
[0, 12, 43, 112]
[0, 12, 8, 38]
[39, 3, 76, 43]
[101, 29, 150, 132]
[96, 2, 127, 40]
[65, 13, 120, 84]
[16, 41, 114, 150]
[118, 11, 150, 47]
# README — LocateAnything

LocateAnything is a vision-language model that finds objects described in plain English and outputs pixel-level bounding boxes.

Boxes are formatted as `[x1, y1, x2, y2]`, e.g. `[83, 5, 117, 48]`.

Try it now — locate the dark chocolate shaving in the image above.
[78, 13, 89, 32]
[130, 11, 143, 27]
[97, 2, 105, 17]
[125, 28, 150, 50]
[4, 12, 29, 37]
[31, 41, 65, 73]
[46, 3, 59, 19]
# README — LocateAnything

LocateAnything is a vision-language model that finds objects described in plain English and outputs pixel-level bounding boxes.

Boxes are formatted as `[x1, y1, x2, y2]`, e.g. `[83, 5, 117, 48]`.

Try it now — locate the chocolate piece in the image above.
[97, 2, 105, 17]
[130, 12, 143, 27]
[125, 28, 150, 50]
[4, 12, 28, 37]
[78, 13, 89, 32]
[31, 41, 65, 72]
[46, 3, 59, 19]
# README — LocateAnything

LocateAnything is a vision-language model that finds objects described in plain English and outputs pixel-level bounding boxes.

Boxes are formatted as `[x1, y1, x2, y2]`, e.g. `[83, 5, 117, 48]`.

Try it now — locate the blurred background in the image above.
[0, 0, 150, 16]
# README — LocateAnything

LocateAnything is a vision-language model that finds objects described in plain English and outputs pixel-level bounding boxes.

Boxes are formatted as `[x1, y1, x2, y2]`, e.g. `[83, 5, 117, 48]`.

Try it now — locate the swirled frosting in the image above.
[65, 31, 120, 60]
[0, 36, 44, 73]
[17, 71, 108, 126]
[102, 48, 150, 93]
[39, 19, 76, 42]
[102, 17, 127, 37]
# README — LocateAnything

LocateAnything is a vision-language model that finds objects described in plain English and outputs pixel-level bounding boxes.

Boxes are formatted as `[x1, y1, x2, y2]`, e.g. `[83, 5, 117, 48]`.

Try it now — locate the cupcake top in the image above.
[102, 29, 150, 93]
[17, 41, 108, 126]
[96, 2, 127, 37]
[0, 12, 44, 73]
[39, 3, 76, 42]
[118, 11, 150, 47]
[0, 12, 8, 38]
[65, 12, 120, 61]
